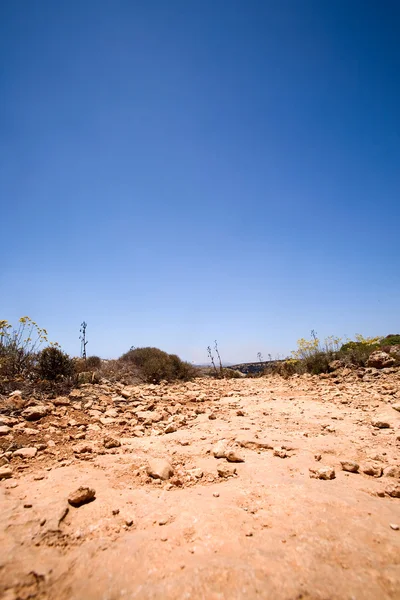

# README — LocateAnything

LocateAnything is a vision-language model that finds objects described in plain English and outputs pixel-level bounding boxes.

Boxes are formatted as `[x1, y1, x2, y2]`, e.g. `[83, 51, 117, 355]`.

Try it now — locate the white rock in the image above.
[13, 447, 38, 459]
[309, 466, 336, 480]
[147, 459, 174, 481]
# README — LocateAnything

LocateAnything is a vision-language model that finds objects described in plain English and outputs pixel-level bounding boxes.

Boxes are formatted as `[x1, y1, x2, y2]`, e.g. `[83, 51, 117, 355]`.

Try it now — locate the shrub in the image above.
[38, 346, 75, 381]
[120, 347, 196, 384]
[86, 355, 102, 370]
[0, 317, 48, 378]
[380, 335, 400, 347]
[338, 336, 381, 367]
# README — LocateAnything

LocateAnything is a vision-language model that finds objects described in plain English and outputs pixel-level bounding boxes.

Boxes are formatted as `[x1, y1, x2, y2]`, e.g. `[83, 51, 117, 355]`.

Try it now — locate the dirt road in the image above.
[1, 369, 399, 599]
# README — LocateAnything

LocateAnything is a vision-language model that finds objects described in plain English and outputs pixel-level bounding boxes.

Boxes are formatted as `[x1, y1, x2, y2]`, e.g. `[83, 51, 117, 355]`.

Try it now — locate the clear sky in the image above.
[1, 1, 399, 364]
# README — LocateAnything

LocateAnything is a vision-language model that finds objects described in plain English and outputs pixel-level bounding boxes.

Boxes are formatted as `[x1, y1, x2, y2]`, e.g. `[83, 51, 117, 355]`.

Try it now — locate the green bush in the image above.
[380, 335, 400, 347]
[38, 346, 75, 381]
[338, 341, 380, 367]
[120, 347, 196, 384]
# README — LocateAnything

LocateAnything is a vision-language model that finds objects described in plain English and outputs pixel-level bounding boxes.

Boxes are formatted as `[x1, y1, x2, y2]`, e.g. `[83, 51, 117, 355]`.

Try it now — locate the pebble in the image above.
[146, 459, 174, 481]
[385, 484, 400, 498]
[217, 464, 237, 478]
[68, 486, 96, 507]
[225, 450, 245, 463]
[213, 440, 228, 458]
[0, 466, 13, 480]
[340, 461, 359, 473]
[21, 405, 49, 421]
[309, 467, 336, 480]
[362, 464, 383, 478]
[103, 436, 121, 449]
[371, 418, 391, 429]
[13, 447, 38, 459]
[390, 524, 399, 530]
[273, 447, 288, 459]
[383, 466, 400, 478]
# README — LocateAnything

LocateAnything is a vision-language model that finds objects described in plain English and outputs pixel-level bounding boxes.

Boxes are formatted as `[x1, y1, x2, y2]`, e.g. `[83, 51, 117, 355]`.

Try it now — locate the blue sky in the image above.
[1, 1, 399, 363]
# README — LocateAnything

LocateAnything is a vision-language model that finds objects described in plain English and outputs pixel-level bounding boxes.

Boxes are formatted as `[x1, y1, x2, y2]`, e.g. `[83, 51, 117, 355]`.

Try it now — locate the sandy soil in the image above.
[1, 367, 400, 600]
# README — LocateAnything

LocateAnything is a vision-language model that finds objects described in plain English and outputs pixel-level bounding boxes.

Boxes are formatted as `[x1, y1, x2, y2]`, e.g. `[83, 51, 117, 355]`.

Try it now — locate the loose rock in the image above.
[309, 467, 336, 480]
[147, 459, 174, 481]
[68, 486, 96, 507]
[362, 464, 383, 477]
[21, 405, 48, 421]
[217, 464, 237, 478]
[0, 466, 13, 479]
[13, 447, 38, 459]
[371, 417, 391, 429]
[385, 484, 400, 498]
[225, 450, 245, 463]
[103, 436, 121, 449]
[340, 461, 359, 473]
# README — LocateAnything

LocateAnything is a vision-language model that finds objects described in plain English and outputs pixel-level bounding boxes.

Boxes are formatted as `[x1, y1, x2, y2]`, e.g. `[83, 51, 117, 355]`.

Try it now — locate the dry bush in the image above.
[119, 347, 196, 384]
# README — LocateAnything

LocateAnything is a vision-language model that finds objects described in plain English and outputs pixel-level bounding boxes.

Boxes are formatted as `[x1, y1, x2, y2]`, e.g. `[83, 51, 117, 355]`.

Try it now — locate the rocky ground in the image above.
[1, 366, 400, 600]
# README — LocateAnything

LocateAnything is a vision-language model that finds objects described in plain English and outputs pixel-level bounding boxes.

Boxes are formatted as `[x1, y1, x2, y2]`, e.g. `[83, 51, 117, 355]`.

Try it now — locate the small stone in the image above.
[158, 517, 169, 525]
[147, 459, 174, 481]
[371, 417, 391, 429]
[213, 492, 220, 497]
[125, 518, 134, 527]
[314, 454, 322, 461]
[0, 425, 11, 436]
[340, 461, 359, 473]
[385, 484, 400, 498]
[188, 468, 203, 479]
[392, 403, 400, 412]
[390, 524, 399, 530]
[112, 509, 120, 515]
[362, 464, 383, 478]
[236, 410, 245, 416]
[213, 440, 228, 459]
[103, 436, 121, 449]
[225, 450, 244, 463]
[0, 466, 13, 479]
[165, 424, 177, 434]
[24, 503, 32, 508]
[309, 467, 336, 480]
[217, 464, 237, 478]
[68, 486, 96, 507]
[13, 447, 38, 459]
[208, 413, 217, 420]
[383, 466, 400, 478]
[72, 443, 93, 454]
[22, 405, 48, 421]
[273, 447, 288, 459]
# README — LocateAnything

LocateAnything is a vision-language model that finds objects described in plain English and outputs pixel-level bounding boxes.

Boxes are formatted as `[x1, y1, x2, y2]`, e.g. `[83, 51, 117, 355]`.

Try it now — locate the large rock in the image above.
[22, 405, 48, 421]
[0, 425, 11, 436]
[367, 351, 395, 369]
[147, 459, 174, 481]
